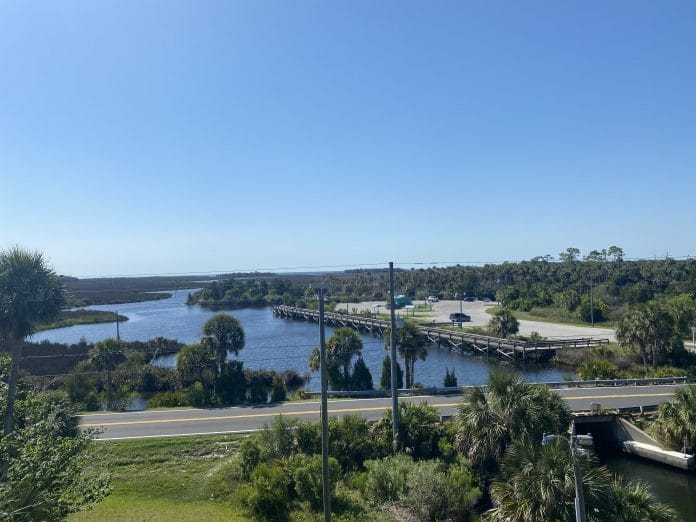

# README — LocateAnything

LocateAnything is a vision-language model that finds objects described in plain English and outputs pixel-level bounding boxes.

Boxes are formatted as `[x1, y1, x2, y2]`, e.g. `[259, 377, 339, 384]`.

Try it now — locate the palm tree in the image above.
[487, 439, 614, 522]
[385, 321, 427, 388]
[88, 338, 126, 410]
[651, 384, 696, 453]
[307, 327, 363, 390]
[326, 327, 362, 383]
[488, 308, 519, 338]
[617, 304, 676, 372]
[606, 478, 677, 522]
[201, 313, 245, 371]
[454, 370, 571, 471]
[0, 247, 64, 438]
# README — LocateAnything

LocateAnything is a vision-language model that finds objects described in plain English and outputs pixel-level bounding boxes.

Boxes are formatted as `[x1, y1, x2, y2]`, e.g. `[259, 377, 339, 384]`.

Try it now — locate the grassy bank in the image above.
[69, 435, 246, 522]
[35, 309, 129, 332]
[485, 305, 614, 327]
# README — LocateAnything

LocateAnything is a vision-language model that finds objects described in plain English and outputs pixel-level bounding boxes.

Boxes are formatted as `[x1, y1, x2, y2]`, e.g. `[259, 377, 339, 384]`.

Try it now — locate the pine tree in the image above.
[379, 355, 404, 390]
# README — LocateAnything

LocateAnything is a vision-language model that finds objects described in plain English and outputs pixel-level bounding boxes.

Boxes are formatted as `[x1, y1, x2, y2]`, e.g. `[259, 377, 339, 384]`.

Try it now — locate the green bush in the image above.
[239, 463, 292, 521]
[259, 416, 299, 460]
[362, 454, 414, 503]
[372, 402, 443, 460]
[270, 376, 287, 403]
[578, 359, 619, 380]
[239, 437, 263, 480]
[329, 415, 386, 471]
[398, 458, 481, 521]
[186, 382, 208, 407]
[443, 367, 457, 387]
[290, 454, 341, 511]
[148, 390, 188, 408]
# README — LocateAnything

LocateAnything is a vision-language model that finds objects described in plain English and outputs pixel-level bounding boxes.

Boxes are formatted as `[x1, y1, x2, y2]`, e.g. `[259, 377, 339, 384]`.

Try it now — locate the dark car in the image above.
[449, 312, 471, 322]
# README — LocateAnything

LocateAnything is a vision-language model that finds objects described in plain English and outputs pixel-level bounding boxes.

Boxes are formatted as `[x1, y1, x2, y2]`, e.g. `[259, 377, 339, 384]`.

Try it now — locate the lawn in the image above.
[69, 435, 247, 522]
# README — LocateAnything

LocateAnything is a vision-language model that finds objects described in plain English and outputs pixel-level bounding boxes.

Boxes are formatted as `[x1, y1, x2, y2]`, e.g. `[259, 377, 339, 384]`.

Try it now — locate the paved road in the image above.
[81, 384, 683, 440]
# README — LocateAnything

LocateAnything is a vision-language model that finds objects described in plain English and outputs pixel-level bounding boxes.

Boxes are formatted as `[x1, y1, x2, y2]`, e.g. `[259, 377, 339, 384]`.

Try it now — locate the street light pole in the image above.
[311, 283, 332, 522]
[542, 422, 590, 522]
[571, 424, 586, 522]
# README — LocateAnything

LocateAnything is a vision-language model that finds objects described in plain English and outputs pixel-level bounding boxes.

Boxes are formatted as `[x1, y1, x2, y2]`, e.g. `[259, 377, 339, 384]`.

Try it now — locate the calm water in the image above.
[31, 289, 571, 390]
[32, 291, 694, 511]
[605, 454, 696, 519]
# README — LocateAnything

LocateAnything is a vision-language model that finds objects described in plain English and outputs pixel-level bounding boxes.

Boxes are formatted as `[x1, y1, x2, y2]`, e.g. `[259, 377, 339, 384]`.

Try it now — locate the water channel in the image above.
[32, 289, 570, 390]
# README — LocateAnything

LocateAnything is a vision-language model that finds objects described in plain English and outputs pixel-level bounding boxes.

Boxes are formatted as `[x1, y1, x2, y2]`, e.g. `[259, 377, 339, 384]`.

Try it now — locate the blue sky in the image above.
[1, 1, 695, 277]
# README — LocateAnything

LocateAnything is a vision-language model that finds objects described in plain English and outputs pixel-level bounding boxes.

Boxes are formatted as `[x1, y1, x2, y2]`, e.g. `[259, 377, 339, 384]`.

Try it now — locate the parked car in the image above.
[427, 296, 439, 302]
[449, 312, 471, 322]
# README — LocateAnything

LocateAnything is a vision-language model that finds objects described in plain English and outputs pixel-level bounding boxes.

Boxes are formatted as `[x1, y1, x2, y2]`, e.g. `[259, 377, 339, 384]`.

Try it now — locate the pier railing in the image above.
[272, 305, 610, 360]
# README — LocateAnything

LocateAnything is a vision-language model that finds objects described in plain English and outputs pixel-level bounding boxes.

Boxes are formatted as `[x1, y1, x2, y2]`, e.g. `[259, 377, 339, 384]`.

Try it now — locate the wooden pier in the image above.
[272, 305, 610, 361]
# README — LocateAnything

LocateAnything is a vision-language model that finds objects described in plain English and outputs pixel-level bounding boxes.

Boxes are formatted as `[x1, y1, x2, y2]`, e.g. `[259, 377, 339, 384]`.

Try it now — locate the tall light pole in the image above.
[311, 283, 332, 522]
[389, 262, 400, 453]
[542, 422, 592, 522]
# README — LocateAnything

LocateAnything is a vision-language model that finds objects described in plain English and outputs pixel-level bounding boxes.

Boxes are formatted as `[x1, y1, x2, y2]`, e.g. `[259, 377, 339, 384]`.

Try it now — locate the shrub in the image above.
[290, 454, 341, 511]
[329, 415, 386, 471]
[362, 454, 414, 504]
[398, 458, 481, 521]
[148, 390, 188, 408]
[578, 359, 619, 380]
[372, 402, 443, 460]
[240, 463, 292, 521]
[259, 416, 299, 460]
[443, 367, 457, 387]
[217, 360, 246, 404]
[186, 382, 207, 407]
[270, 376, 287, 403]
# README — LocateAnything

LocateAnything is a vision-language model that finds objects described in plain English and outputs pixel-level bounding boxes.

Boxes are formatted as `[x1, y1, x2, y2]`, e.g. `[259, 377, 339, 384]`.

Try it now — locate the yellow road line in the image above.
[83, 391, 675, 427]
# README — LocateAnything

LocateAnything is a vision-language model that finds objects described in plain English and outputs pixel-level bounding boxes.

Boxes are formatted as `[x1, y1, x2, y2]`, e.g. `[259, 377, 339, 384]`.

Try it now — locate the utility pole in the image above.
[389, 262, 400, 453]
[115, 310, 120, 341]
[589, 277, 594, 328]
[311, 283, 332, 522]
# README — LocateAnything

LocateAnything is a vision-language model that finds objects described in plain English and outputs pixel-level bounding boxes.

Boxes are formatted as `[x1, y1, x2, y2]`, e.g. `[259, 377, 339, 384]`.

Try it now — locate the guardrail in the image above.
[305, 376, 689, 398]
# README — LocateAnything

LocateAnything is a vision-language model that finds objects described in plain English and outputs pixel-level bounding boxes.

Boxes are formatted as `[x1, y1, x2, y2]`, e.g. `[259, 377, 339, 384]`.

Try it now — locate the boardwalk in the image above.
[272, 305, 609, 360]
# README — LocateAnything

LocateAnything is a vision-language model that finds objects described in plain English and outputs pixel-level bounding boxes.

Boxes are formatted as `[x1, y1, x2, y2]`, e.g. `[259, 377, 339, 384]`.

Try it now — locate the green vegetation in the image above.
[308, 327, 373, 391]
[487, 307, 520, 338]
[1, 354, 109, 519]
[68, 435, 246, 521]
[651, 384, 696, 453]
[68, 371, 678, 521]
[385, 321, 427, 388]
[35, 309, 129, 332]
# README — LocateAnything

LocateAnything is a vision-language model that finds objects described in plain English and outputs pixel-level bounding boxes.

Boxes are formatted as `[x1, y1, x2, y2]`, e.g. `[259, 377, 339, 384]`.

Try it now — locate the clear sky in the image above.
[2, 1, 695, 277]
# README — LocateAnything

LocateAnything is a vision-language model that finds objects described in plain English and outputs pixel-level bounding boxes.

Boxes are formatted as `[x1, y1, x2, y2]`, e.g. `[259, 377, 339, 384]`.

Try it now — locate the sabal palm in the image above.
[385, 321, 427, 388]
[488, 308, 519, 338]
[487, 439, 613, 522]
[606, 478, 677, 522]
[1, 247, 64, 437]
[455, 370, 571, 471]
[651, 384, 696, 452]
[308, 328, 363, 390]
[326, 327, 362, 382]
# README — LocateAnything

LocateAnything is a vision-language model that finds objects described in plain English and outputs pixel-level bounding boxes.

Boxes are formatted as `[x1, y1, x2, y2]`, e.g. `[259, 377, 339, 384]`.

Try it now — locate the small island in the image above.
[35, 309, 128, 332]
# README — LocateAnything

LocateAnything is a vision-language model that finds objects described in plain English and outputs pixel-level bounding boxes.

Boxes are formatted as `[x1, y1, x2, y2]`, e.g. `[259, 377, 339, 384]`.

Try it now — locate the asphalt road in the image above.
[81, 384, 683, 440]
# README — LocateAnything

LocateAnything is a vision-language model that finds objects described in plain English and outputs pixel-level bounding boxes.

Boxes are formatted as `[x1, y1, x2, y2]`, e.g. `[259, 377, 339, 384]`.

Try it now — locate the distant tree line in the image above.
[188, 247, 696, 326]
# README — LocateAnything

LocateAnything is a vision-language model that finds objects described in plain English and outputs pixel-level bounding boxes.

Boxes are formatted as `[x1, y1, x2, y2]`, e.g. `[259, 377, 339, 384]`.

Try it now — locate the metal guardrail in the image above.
[305, 376, 689, 398]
